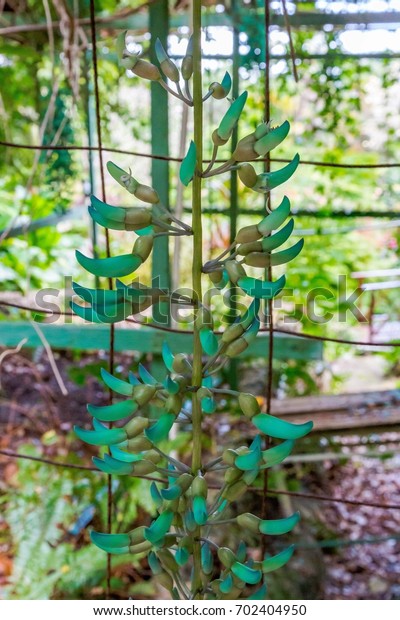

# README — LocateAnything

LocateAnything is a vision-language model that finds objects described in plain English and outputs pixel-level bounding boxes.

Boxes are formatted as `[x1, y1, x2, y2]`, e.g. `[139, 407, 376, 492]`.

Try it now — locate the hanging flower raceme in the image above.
[72, 26, 314, 601]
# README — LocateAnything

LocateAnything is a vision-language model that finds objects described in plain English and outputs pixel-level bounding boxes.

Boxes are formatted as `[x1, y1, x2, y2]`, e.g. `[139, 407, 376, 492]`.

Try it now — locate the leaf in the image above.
[252, 413, 313, 440]
[259, 512, 300, 536]
[238, 274, 286, 299]
[87, 400, 138, 422]
[262, 545, 295, 573]
[180, 141, 197, 186]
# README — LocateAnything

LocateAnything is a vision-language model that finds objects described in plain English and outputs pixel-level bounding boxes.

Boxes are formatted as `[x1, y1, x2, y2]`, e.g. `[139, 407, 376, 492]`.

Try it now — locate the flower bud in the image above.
[134, 183, 159, 204]
[172, 353, 192, 375]
[225, 338, 249, 358]
[131, 459, 157, 475]
[235, 224, 261, 244]
[232, 134, 258, 162]
[192, 474, 207, 498]
[244, 252, 271, 268]
[164, 393, 183, 416]
[224, 467, 243, 484]
[124, 56, 161, 81]
[155, 39, 180, 82]
[237, 241, 262, 256]
[237, 512, 261, 533]
[157, 571, 174, 591]
[222, 448, 239, 466]
[132, 384, 158, 406]
[181, 36, 193, 80]
[158, 549, 179, 573]
[222, 480, 248, 501]
[124, 207, 152, 227]
[125, 416, 150, 438]
[133, 235, 153, 262]
[127, 436, 152, 451]
[218, 547, 236, 569]
[238, 163, 258, 188]
[238, 392, 261, 418]
[212, 128, 228, 147]
[210, 82, 227, 99]
[225, 260, 246, 285]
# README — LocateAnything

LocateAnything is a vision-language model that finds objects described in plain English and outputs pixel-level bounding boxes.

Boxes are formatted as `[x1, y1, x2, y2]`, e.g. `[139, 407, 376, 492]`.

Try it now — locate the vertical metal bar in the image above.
[150, 0, 171, 328]
[84, 49, 99, 288]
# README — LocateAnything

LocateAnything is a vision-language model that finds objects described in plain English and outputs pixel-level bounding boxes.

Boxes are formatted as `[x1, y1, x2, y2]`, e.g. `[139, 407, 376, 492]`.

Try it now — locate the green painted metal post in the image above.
[149, 1, 171, 383]
[150, 1, 171, 328]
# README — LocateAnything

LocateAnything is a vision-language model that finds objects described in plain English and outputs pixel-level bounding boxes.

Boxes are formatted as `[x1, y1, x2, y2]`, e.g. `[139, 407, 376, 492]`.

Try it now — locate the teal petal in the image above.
[231, 562, 262, 585]
[75, 250, 142, 278]
[220, 573, 234, 594]
[268, 239, 304, 267]
[101, 368, 133, 396]
[145, 413, 175, 443]
[72, 282, 125, 306]
[176, 547, 190, 567]
[110, 445, 143, 463]
[259, 512, 300, 536]
[218, 91, 248, 141]
[161, 484, 182, 501]
[202, 396, 217, 414]
[254, 120, 290, 156]
[262, 545, 295, 573]
[252, 413, 313, 440]
[106, 161, 138, 194]
[87, 400, 137, 422]
[237, 541, 247, 563]
[161, 341, 175, 372]
[144, 511, 174, 544]
[180, 140, 197, 186]
[238, 274, 286, 299]
[260, 218, 294, 252]
[148, 551, 163, 575]
[164, 375, 180, 394]
[150, 482, 163, 508]
[261, 439, 295, 468]
[88, 206, 125, 231]
[255, 155, 300, 192]
[258, 196, 291, 234]
[248, 583, 267, 600]
[201, 543, 214, 575]
[74, 425, 126, 447]
[128, 371, 141, 386]
[183, 509, 196, 533]
[138, 363, 158, 385]
[221, 71, 232, 95]
[91, 531, 130, 553]
[200, 328, 218, 356]
[93, 455, 133, 475]
[193, 496, 208, 525]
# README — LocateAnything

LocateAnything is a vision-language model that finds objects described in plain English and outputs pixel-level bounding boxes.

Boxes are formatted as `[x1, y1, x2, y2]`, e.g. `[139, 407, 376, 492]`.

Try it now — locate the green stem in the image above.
[191, 0, 204, 600]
